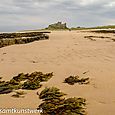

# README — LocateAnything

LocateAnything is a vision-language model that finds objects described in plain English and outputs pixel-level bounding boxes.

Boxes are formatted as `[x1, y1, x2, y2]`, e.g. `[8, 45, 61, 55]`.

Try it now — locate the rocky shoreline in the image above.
[0, 31, 50, 48]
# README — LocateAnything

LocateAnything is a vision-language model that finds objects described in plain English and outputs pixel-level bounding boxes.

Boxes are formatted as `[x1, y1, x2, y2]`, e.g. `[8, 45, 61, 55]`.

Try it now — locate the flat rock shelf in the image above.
[0, 31, 51, 48]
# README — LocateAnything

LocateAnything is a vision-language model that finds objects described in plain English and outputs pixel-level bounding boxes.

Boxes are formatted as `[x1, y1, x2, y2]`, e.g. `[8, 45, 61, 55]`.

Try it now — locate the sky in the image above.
[0, 0, 115, 32]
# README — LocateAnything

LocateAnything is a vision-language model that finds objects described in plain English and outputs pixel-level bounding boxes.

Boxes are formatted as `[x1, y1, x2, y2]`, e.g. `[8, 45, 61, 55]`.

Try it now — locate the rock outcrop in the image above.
[0, 31, 50, 48]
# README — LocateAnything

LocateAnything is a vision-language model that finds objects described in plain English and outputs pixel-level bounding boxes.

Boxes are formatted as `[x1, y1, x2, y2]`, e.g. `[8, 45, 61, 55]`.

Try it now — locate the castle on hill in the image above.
[46, 22, 68, 29]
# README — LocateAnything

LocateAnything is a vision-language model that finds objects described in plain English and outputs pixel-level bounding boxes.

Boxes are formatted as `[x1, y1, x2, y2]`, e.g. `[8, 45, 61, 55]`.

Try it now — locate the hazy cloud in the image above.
[0, 0, 115, 32]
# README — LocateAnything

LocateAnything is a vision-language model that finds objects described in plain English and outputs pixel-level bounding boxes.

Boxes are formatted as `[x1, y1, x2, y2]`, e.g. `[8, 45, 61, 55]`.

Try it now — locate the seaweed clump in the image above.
[0, 81, 13, 94]
[64, 75, 89, 85]
[21, 72, 53, 90]
[0, 72, 53, 95]
[38, 87, 86, 115]
[111, 38, 115, 42]
[11, 91, 26, 98]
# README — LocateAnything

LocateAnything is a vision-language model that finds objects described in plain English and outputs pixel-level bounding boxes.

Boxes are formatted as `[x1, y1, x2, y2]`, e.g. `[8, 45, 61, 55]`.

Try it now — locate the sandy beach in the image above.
[0, 30, 115, 115]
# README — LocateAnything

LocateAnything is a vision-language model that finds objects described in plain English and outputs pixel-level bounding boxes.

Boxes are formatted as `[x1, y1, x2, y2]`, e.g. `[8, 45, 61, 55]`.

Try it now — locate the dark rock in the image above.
[0, 32, 50, 48]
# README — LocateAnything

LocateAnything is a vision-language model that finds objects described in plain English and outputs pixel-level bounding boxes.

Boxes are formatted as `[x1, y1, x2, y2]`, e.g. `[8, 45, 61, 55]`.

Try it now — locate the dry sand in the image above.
[0, 30, 115, 115]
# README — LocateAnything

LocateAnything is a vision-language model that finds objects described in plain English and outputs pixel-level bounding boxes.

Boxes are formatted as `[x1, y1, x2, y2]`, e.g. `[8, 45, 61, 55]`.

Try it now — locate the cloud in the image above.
[0, 0, 115, 32]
